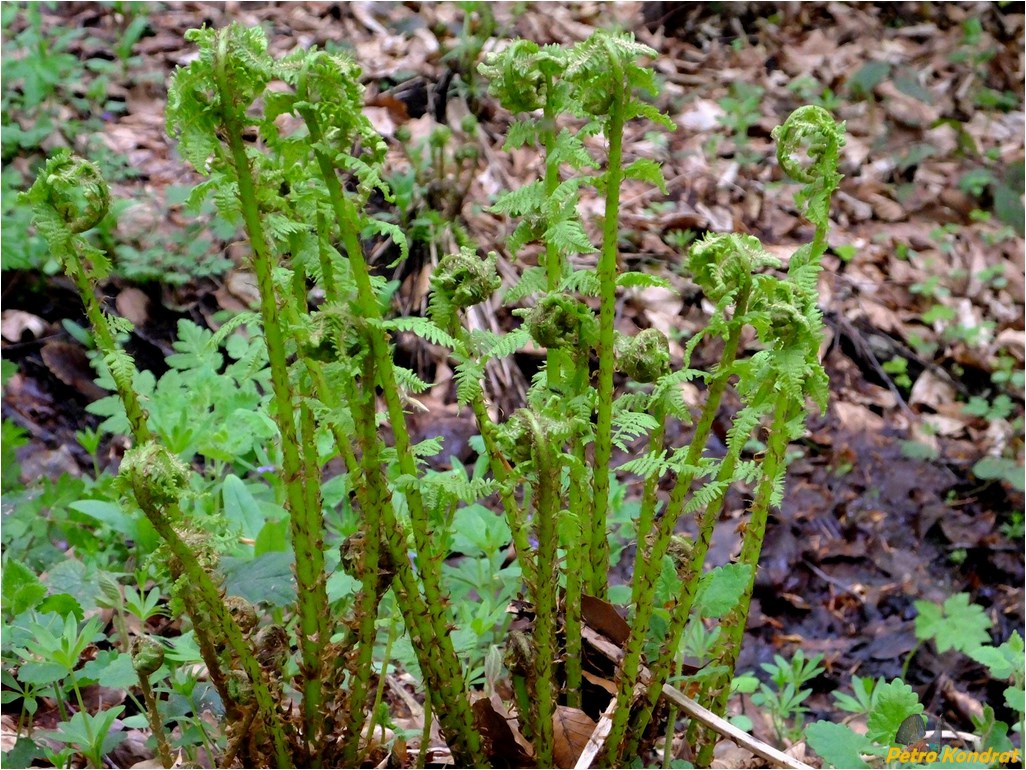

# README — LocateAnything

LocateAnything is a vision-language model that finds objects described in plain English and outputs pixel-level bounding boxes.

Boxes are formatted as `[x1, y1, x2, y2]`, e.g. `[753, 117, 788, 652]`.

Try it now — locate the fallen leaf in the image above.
[581, 594, 631, 646]
[552, 706, 595, 769]
[1, 310, 48, 342]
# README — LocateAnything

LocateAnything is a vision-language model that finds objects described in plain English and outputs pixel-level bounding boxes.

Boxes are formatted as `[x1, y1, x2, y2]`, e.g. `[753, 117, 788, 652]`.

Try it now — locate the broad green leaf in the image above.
[2, 560, 46, 616]
[805, 721, 872, 769]
[69, 500, 137, 538]
[865, 679, 923, 745]
[222, 474, 266, 540]
[693, 563, 752, 619]
[967, 632, 1024, 680]
[914, 593, 991, 653]
[255, 517, 289, 556]
[221, 552, 295, 606]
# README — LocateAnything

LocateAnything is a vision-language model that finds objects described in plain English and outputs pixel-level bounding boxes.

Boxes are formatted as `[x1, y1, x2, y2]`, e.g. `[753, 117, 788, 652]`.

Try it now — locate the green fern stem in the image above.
[631, 386, 774, 762]
[339, 357, 390, 767]
[470, 396, 538, 591]
[563, 453, 589, 710]
[541, 98, 561, 293]
[70, 270, 152, 443]
[528, 412, 559, 768]
[633, 400, 667, 574]
[606, 287, 751, 763]
[133, 493, 292, 766]
[213, 54, 328, 759]
[300, 110, 485, 767]
[302, 352, 383, 766]
[590, 57, 627, 599]
[695, 398, 795, 767]
[440, 312, 537, 592]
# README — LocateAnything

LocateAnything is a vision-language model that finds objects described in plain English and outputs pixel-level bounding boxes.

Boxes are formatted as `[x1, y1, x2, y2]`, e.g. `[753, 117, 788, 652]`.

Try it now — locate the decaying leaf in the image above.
[552, 705, 596, 769]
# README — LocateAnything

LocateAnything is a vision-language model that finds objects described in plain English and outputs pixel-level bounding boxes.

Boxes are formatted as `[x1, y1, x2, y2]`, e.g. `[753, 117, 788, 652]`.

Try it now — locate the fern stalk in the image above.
[589, 50, 626, 599]
[212, 57, 329, 761]
[299, 107, 485, 766]
[695, 399, 796, 766]
[607, 287, 751, 763]
[530, 413, 560, 768]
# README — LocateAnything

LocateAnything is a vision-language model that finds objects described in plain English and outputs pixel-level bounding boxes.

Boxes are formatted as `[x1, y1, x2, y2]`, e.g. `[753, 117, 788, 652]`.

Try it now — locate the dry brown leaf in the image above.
[116, 287, 151, 327]
[875, 81, 941, 128]
[472, 696, 533, 767]
[867, 193, 906, 223]
[41, 341, 108, 400]
[908, 369, 957, 412]
[580, 594, 631, 646]
[833, 401, 886, 433]
[1, 714, 19, 753]
[1, 309, 48, 342]
[552, 706, 596, 769]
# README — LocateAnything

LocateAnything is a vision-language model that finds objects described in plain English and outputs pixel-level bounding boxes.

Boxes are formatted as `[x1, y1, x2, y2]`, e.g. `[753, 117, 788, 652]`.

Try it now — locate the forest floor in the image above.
[1, 2, 1024, 767]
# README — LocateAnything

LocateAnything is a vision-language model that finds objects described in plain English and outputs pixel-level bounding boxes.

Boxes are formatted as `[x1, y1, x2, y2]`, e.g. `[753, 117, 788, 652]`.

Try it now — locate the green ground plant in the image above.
[806, 594, 1024, 769]
[8, 20, 846, 769]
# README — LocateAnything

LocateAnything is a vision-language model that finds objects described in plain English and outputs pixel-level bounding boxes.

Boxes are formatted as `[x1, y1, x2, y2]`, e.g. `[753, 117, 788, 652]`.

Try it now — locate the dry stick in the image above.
[582, 628, 814, 770]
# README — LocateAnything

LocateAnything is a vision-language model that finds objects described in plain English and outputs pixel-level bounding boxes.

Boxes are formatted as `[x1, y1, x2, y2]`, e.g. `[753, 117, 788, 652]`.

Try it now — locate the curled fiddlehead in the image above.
[772, 105, 846, 230]
[432, 247, 502, 311]
[20, 150, 113, 278]
[688, 233, 779, 306]
[479, 40, 561, 112]
[617, 328, 671, 383]
[518, 293, 598, 351]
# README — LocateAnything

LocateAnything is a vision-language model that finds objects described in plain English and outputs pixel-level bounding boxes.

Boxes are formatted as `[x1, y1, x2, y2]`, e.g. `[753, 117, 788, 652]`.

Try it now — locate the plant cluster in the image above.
[806, 593, 1024, 769]
[1, 3, 233, 284]
[6, 20, 850, 769]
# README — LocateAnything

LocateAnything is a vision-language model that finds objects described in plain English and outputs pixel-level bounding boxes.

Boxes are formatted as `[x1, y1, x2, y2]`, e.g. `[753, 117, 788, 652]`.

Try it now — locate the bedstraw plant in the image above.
[21, 20, 844, 769]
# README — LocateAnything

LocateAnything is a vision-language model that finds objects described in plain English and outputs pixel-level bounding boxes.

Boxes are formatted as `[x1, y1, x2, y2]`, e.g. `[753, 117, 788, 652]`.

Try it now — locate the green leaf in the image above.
[805, 721, 872, 769]
[2, 560, 47, 616]
[967, 631, 1024, 680]
[2, 737, 42, 768]
[972, 456, 1025, 491]
[43, 559, 104, 613]
[616, 272, 673, 290]
[848, 60, 890, 99]
[865, 679, 923, 745]
[622, 158, 667, 193]
[255, 517, 289, 556]
[450, 504, 499, 555]
[221, 552, 296, 606]
[607, 584, 632, 606]
[1004, 685, 1024, 714]
[37, 594, 83, 622]
[80, 650, 138, 690]
[222, 474, 267, 540]
[693, 563, 752, 619]
[914, 593, 991, 653]
[68, 500, 138, 539]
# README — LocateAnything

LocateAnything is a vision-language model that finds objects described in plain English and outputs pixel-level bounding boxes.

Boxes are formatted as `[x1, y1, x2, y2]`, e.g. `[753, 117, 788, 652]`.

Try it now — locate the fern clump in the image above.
[22, 17, 846, 769]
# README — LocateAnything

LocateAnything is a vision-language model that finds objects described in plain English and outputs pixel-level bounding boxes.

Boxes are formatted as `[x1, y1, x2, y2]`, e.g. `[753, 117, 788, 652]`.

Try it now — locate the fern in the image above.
[384, 317, 463, 352]
[611, 411, 660, 451]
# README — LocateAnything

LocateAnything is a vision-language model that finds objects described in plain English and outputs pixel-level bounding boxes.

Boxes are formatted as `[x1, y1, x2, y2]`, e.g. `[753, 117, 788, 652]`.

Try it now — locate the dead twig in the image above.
[582, 627, 814, 770]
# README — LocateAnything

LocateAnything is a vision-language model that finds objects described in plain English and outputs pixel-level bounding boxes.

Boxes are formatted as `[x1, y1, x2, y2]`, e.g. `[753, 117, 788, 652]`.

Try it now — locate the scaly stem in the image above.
[629, 386, 773, 763]
[563, 452, 588, 710]
[694, 399, 795, 767]
[213, 39, 327, 760]
[607, 287, 751, 763]
[140, 496, 291, 766]
[138, 670, 174, 768]
[301, 106, 484, 765]
[590, 54, 627, 599]
[530, 413, 559, 768]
